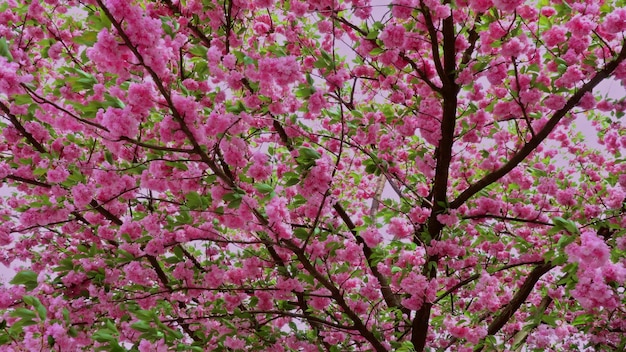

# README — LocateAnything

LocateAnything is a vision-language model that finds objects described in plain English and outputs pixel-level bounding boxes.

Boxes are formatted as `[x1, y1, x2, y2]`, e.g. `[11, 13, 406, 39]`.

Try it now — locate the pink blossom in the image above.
[501, 37, 525, 57]
[98, 107, 139, 138]
[469, 0, 493, 12]
[409, 207, 430, 224]
[540, 6, 556, 17]
[0, 225, 12, 246]
[567, 15, 596, 37]
[436, 212, 458, 226]
[127, 82, 154, 116]
[617, 236, 626, 251]
[492, 0, 523, 13]
[0, 161, 9, 180]
[48, 41, 63, 60]
[124, 261, 153, 286]
[433, 4, 451, 20]
[0, 57, 33, 96]
[138, 339, 168, 352]
[542, 26, 567, 47]
[555, 66, 584, 88]
[543, 94, 567, 110]
[258, 56, 302, 86]
[555, 188, 577, 206]
[388, 217, 412, 239]
[47, 167, 70, 183]
[248, 153, 272, 180]
[266, 196, 290, 224]
[224, 336, 246, 350]
[72, 183, 93, 208]
[399, 272, 428, 309]
[566, 230, 610, 269]
[361, 227, 382, 247]
[275, 277, 303, 296]
[379, 25, 407, 50]
[578, 92, 596, 109]
[289, 1, 307, 16]
[307, 90, 327, 116]
[392, 0, 416, 19]
[87, 29, 132, 77]
[571, 267, 621, 310]
[486, 62, 507, 85]
[603, 8, 626, 33]
[220, 137, 248, 168]
[254, 0, 274, 8]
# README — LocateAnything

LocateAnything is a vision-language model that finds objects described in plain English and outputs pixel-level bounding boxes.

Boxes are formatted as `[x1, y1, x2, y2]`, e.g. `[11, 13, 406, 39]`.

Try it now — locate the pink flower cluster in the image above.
[399, 272, 437, 310]
[379, 25, 407, 50]
[392, 0, 416, 19]
[387, 217, 412, 240]
[97, 107, 139, 138]
[565, 231, 610, 269]
[566, 231, 626, 310]
[571, 263, 626, 310]
[361, 227, 382, 247]
[257, 56, 303, 86]
[444, 318, 488, 344]
[603, 8, 626, 33]
[492, 0, 523, 13]
[0, 57, 33, 96]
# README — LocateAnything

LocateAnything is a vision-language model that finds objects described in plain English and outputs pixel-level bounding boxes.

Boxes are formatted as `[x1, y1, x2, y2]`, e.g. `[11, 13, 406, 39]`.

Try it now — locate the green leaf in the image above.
[366, 30, 380, 40]
[293, 228, 309, 240]
[556, 233, 576, 249]
[295, 85, 314, 99]
[369, 47, 384, 56]
[73, 31, 98, 46]
[254, 183, 274, 193]
[298, 147, 321, 161]
[472, 60, 489, 72]
[0, 37, 13, 61]
[552, 217, 579, 234]
[364, 163, 377, 174]
[175, 210, 192, 224]
[285, 177, 300, 186]
[542, 314, 557, 327]
[227, 197, 242, 209]
[225, 100, 246, 114]
[134, 310, 155, 321]
[0, 333, 10, 346]
[397, 341, 416, 352]
[131, 320, 153, 333]
[10, 270, 38, 291]
[571, 314, 593, 326]
[92, 330, 116, 342]
[10, 308, 37, 321]
[104, 319, 118, 334]
[189, 45, 208, 57]
[23, 296, 46, 320]
[313, 59, 328, 69]
[11, 94, 32, 106]
[185, 191, 203, 210]
[165, 160, 188, 171]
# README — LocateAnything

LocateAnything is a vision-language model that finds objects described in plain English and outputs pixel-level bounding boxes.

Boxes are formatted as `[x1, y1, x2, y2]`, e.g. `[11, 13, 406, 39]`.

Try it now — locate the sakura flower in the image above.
[565, 230, 610, 269]
[379, 25, 407, 50]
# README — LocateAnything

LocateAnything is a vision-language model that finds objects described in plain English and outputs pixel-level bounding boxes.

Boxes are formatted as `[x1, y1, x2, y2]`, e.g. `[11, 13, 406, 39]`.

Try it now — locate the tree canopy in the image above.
[0, 0, 625, 351]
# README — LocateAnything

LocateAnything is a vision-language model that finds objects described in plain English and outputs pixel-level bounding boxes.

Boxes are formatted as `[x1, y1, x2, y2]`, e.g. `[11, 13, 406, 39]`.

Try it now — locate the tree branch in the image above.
[450, 41, 626, 210]
[474, 262, 555, 352]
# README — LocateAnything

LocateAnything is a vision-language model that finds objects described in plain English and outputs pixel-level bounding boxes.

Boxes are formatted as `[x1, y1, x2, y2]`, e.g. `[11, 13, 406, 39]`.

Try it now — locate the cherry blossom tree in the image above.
[0, 0, 625, 350]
